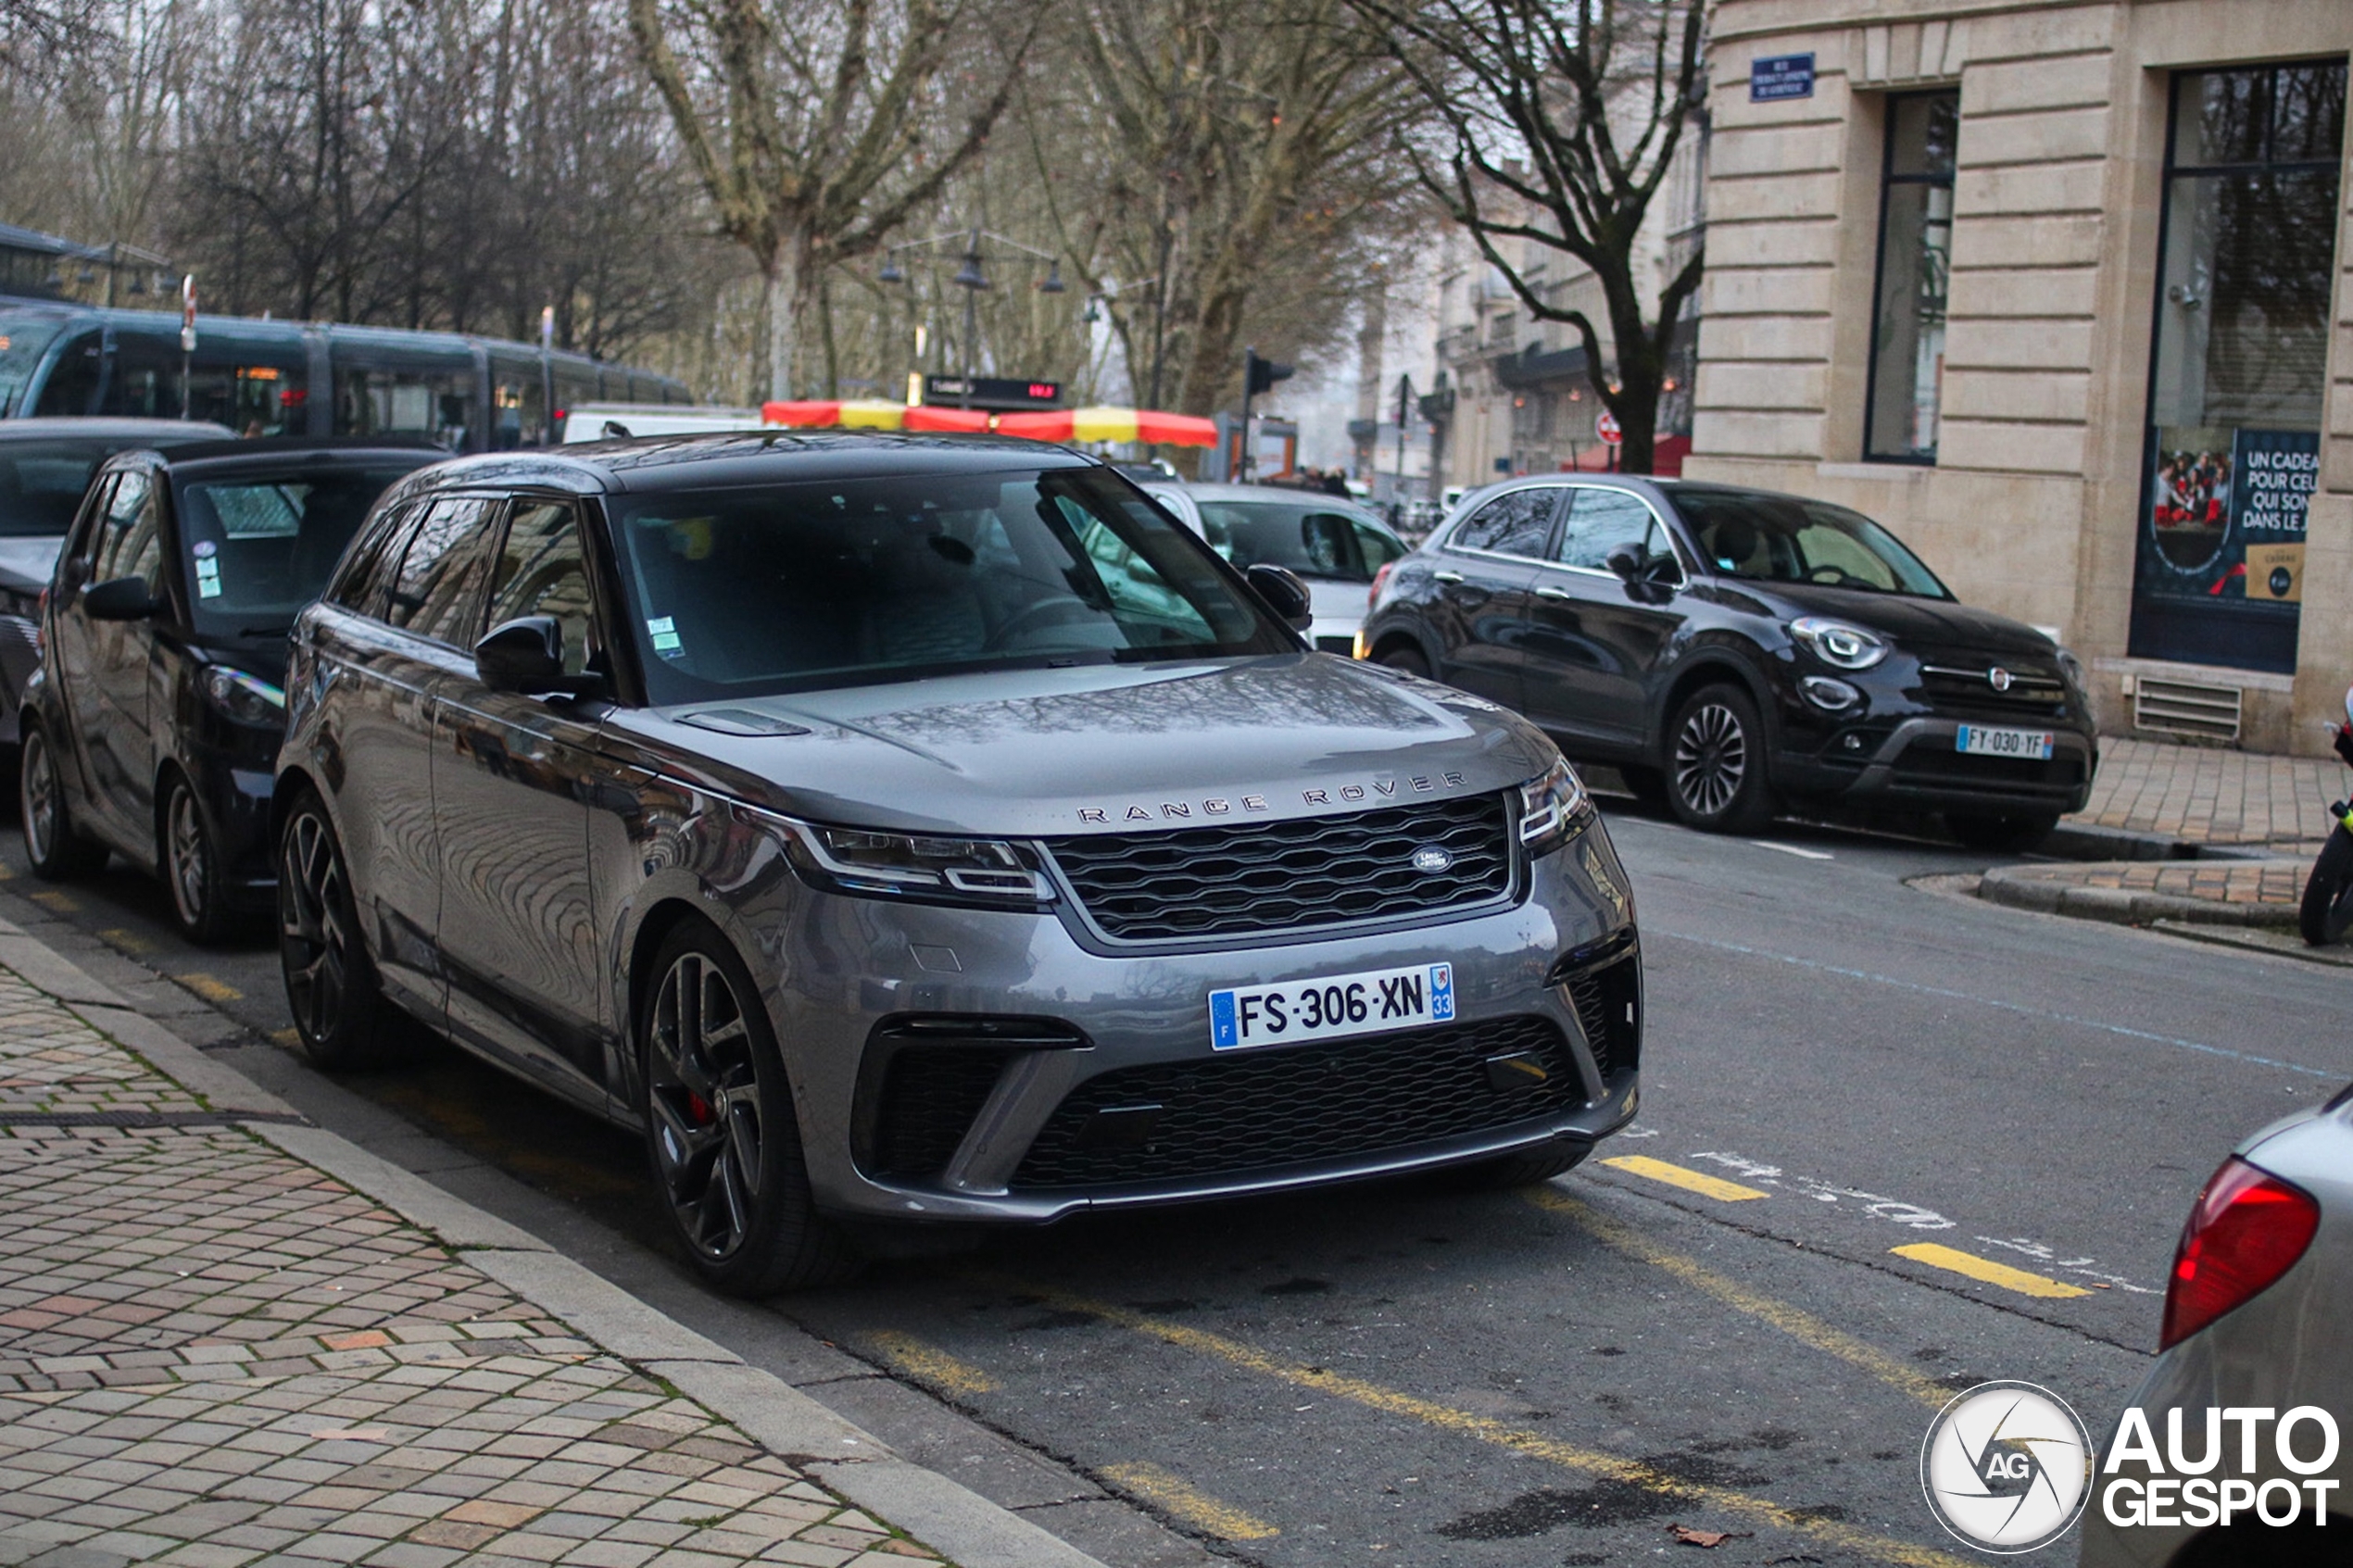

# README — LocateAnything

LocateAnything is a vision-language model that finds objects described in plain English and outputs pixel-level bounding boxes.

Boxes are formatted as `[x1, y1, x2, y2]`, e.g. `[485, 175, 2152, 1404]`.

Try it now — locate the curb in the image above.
[0, 912, 1110, 1568]
[1976, 864, 2300, 929]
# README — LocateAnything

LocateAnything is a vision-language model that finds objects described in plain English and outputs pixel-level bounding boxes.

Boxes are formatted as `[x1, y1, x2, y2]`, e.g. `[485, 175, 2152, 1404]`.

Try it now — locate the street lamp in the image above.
[877, 224, 1074, 407]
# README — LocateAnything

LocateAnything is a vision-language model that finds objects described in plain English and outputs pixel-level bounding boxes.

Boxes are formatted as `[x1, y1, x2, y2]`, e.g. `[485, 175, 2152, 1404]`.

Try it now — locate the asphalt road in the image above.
[3, 792, 2347, 1568]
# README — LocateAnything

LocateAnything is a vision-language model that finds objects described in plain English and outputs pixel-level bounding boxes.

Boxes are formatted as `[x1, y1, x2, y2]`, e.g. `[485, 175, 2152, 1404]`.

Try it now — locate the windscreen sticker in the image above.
[192, 541, 218, 559]
[647, 615, 683, 656]
[195, 557, 224, 599]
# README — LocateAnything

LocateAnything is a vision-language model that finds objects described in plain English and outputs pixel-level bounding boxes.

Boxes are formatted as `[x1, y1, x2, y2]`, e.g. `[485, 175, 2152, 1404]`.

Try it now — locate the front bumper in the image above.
[1775, 715, 2095, 817]
[759, 819, 1642, 1225]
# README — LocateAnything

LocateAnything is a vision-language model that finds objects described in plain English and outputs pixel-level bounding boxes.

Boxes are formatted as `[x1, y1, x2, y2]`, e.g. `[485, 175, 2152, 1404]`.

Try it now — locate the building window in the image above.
[1865, 92, 1957, 462]
[2131, 58, 2346, 674]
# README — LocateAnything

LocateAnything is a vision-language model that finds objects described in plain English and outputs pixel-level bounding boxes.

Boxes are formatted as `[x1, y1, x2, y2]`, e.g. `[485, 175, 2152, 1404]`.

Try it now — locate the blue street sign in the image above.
[1751, 53, 1815, 102]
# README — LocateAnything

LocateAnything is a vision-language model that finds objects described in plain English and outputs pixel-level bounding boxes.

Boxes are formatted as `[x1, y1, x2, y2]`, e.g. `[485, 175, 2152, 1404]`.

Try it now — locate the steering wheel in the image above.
[1806, 564, 1871, 588]
[983, 596, 1101, 651]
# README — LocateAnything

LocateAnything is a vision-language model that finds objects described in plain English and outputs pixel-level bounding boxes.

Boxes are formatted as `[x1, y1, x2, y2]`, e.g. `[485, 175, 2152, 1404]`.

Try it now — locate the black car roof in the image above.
[151, 435, 446, 466]
[385, 431, 1097, 501]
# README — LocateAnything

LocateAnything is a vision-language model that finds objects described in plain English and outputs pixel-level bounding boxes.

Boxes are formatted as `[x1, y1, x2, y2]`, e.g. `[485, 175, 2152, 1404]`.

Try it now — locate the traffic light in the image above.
[1244, 347, 1293, 395]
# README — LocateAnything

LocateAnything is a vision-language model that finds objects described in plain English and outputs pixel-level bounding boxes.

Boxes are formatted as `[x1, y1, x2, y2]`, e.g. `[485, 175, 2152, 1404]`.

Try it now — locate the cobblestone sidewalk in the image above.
[0, 967, 948, 1568]
[2069, 735, 2345, 848]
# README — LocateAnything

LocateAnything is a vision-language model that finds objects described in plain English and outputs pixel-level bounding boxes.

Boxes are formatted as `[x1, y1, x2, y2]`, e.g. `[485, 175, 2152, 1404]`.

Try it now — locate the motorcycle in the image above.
[2300, 684, 2353, 947]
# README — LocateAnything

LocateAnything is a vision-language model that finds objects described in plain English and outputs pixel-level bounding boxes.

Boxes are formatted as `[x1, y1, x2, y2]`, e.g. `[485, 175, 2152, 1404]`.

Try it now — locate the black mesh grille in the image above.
[1043, 796, 1512, 941]
[869, 1047, 1012, 1179]
[1011, 1015, 1579, 1189]
[1562, 951, 1641, 1082]
[1917, 662, 2070, 720]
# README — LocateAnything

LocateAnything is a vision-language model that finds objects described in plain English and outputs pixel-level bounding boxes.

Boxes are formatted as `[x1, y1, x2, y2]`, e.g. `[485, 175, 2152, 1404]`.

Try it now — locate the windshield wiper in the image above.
[238, 622, 294, 637]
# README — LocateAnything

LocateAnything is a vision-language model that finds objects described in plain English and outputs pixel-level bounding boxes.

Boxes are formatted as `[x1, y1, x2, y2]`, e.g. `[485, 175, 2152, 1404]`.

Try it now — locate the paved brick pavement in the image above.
[0, 968, 949, 1568]
[2069, 736, 2345, 848]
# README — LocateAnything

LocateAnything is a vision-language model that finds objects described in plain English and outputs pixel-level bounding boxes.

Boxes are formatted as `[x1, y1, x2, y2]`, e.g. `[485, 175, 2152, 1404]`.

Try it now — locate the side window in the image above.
[1450, 488, 1559, 559]
[64, 473, 119, 575]
[94, 470, 158, 585]
[387, 495, 497, 645]
[1554, 489, 1663, 571]
[325, 500, 416, 616]
[484, 501, 598, 676]
[1354, 521, 1405, 572]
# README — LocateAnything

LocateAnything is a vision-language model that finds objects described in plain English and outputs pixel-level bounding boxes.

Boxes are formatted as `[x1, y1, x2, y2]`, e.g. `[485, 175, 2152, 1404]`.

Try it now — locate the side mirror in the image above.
[1245, 563, 1315, 633]
[474, 615, 602, 697]
[82, 576, 159, 621]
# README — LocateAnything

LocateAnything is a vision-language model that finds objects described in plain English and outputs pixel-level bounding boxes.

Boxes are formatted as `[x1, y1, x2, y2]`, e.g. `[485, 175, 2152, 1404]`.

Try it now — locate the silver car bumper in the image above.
[753, 821, 1641, 1225]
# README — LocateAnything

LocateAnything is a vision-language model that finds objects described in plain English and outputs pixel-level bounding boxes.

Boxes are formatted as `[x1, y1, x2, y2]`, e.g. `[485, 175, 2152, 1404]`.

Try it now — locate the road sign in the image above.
[1595, 408, 1621, 445]
[1750, 53, 1815, 101]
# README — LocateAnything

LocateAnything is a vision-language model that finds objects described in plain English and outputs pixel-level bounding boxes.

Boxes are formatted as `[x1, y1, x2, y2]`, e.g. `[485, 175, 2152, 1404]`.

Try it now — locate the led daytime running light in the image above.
[1516, 757, 1591, 858]
[1790, 616, 1888, 671]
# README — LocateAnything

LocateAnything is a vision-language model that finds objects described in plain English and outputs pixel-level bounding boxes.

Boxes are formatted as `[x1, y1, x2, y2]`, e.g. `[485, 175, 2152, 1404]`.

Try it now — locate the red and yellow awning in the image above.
[759, 400, 1214, 447]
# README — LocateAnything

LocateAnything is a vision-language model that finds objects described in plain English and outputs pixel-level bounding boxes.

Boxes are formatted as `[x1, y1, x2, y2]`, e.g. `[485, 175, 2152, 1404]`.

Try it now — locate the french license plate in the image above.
[1956, 723, 2054, 761]
[1209, 962, 1455, 1051]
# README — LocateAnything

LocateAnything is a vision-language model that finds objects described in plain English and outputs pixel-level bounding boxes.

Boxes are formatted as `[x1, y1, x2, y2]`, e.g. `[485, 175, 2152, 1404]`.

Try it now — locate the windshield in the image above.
[1671, 487, 1949, 598]
[0, 438, 138, 538]
[610, 465, 1293, 702]
[175, 466, 422, 637]
[0, 315, 65, 416]
[1194, 498, 1404, 583]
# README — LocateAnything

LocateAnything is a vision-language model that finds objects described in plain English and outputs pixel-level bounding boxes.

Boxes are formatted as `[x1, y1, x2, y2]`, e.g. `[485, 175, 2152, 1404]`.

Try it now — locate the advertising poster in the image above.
[2138, 427, 2315, 603]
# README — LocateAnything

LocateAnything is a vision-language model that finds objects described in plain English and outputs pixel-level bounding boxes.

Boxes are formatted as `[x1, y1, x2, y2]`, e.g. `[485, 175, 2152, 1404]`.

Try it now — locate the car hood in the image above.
[600, 653, 1554, 837]
[1726, 580, 2060, 656]
[0, 535, 63, 596]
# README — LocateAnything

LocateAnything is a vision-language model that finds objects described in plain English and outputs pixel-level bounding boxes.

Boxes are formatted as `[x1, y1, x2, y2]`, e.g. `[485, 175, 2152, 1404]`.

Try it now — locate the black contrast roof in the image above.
[391, 430, 1098, 497]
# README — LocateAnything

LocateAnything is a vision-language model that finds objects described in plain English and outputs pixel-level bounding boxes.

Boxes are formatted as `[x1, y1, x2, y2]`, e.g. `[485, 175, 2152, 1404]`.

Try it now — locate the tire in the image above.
[19, 720, 106, 880]
[1377, 642, 1432, 679]
[639, 920, 857, 1296]
[1947, 811, 2061, 854]
[1665, 684, 1777, 834]
[162, 773, 238, 944]
[1451, 1142, 1591, 1190]
[278, 786, 405, 1069]
[2299, 828, 2353, 947]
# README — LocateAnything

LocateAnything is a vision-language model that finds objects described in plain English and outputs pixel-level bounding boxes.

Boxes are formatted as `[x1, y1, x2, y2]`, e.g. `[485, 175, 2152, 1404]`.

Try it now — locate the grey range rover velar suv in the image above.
[276, 433, 1642, 1293]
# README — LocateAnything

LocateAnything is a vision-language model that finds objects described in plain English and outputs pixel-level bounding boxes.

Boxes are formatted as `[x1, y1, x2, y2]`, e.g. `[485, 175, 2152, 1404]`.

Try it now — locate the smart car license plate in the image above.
[1209, 963, 1455, 1051]
[1956, 723, 2054, 761]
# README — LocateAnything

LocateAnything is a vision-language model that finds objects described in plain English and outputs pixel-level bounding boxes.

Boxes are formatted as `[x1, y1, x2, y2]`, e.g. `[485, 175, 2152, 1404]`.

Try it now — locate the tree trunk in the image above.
[756, 245, 800, 405]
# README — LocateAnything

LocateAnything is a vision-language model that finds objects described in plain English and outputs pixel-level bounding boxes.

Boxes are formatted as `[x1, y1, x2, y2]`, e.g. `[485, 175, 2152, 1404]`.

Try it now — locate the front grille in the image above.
[1560, 945, 1641, 1081]
[1917, 661, 2069, 718]
[1893, 746, 2084, 789]
[1043, 795, 1512, 942]
[1011, 1015, 1579, 1189]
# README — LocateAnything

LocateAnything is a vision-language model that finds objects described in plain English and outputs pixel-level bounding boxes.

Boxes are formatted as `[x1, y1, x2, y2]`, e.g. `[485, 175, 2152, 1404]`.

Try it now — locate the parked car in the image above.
[2076, 1088, 2350, 1565]
[274, 433, 1642, 1294]
[1358, 477, 2096, 846]
[1188, 483, 1409, 654]
[0, 418, 235, 746]
[19, 436, 439, 938]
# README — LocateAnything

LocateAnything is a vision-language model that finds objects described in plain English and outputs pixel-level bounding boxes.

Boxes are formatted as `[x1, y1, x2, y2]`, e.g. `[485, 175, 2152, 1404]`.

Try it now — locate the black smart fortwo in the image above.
[1358, 478, 2098, 847]
[19, 437, 436, 938]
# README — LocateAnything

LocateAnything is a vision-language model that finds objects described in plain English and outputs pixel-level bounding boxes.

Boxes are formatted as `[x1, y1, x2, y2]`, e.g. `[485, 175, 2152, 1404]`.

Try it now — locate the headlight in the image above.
[1516, 756, 1592, 858]
[203, 666, 285, 725]
[1790, 616, 1889, 671]
[779, 819, 1053, 909]
[2056, 646, 2088, 697]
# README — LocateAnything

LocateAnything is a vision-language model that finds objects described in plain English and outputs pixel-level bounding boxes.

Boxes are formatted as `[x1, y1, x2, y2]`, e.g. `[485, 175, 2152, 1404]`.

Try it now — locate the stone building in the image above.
[1689, 0, 2351, 754]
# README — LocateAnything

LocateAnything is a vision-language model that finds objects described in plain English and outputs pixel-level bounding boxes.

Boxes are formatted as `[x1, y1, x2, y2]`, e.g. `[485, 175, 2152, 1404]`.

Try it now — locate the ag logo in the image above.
[1920, 1381, 2092, 1552]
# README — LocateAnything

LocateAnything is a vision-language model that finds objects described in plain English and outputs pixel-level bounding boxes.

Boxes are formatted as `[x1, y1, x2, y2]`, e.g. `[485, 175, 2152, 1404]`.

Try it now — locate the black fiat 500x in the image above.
[1358, 477, 2098, 847]
[19, 437, 437, 937]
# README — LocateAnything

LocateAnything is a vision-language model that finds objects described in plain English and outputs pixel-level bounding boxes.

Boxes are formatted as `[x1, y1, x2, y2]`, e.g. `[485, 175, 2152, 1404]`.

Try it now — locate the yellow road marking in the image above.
[1000, 1281, 1970, 1567]
[1528, 1189, 1948, 1409]
[97, 927, 151, 955]
[868, 1331, 997, 1398]
[176, 972, 242, 1004]
[29, 890, 76, 912]
[1890, 1243, 2090, 1299]
[271, 1027, 300, 1048]
[1100, 1461, 1279, 1541]
[1601, 1154, 1771, 1202]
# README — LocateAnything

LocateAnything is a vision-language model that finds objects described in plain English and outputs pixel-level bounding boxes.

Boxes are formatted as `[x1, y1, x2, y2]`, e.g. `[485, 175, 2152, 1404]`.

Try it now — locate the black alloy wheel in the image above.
[1947, 811, 2060, 854]
[1377, 643, 1432, 678]
[163, 774, 235, 943]
[639, 921, 851, 1295]
[278, 788, 400, 1067]
[2301, 828, 2353, 947]
[1666, 684, 1777, 834]
[19, 721, 106, 880]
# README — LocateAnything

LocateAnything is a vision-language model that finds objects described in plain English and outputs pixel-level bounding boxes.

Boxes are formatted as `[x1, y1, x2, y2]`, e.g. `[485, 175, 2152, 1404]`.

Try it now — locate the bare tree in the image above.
[627, 0, 1037, 401]
[1352, 0, 1705, 472]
